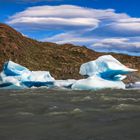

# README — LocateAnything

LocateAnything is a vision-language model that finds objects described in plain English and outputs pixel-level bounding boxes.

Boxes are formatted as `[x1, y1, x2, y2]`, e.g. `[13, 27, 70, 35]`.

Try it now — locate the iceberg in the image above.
[0, 61, 55, 89]
[80, 55, 136, 81]
[72, 55, 137, 90]
[3, 61, 29, 76]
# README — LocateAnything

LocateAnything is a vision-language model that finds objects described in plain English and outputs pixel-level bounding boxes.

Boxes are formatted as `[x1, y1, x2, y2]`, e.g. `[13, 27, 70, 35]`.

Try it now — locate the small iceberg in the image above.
[3, 61, 29, 76]
[0, 61, 55, 89]
[0, 55, 137, 90]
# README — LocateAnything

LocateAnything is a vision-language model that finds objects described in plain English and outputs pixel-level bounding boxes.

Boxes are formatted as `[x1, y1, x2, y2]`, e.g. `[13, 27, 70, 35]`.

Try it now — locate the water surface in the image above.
[0, 89, 140, 140]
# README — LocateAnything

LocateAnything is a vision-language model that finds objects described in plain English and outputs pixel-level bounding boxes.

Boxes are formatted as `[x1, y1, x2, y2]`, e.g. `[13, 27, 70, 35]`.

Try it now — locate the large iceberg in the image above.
[72, 55, 137, 90]
[80, 55, 136, 81]
[0, 61, 55, 89]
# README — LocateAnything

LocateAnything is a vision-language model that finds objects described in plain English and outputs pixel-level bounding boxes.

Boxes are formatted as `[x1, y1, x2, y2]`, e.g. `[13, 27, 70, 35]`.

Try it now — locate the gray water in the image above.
[0, 89, 140, 140]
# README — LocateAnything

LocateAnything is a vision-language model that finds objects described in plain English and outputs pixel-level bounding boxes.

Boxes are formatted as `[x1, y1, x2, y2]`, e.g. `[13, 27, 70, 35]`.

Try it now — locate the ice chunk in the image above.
[72, 75, 125, 90]
[1, 76, 20, 86]
[133, 82, 140, 89]
[22, 81, 54, 88]
[3, 61, 29, 76]
[126, 82, 140, 89]
[80, 55, 137, 81]
[0, 61, 55, 88]
[72, 55, 137, 90]
[0, 72, 21, 87]
[0, 84, 25, 89]
[28, 71, 55, 82]
[22, 71, 55, 88]
[113, 75, 127, 81]
[54, 79, 77, 88]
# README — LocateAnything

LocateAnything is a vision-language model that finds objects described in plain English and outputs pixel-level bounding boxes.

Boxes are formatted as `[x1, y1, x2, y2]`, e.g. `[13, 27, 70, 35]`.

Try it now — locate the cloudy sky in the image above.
[0, 0, 140, 56]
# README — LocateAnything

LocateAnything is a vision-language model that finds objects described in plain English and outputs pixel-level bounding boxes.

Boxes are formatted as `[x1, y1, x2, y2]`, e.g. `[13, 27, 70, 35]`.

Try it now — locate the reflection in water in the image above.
[0, 89, 140, 140]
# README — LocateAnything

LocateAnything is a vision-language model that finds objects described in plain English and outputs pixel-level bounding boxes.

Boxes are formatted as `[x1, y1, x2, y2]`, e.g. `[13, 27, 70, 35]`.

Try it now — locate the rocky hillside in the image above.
[0, 23, 139, 82]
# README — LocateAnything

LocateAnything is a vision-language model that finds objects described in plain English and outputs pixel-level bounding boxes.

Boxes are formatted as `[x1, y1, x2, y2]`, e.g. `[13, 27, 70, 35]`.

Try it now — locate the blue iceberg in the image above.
[0, 61, 55, 89]
[80, 55, 136, 81]
[72, 55, 137, 90]
[3, 61, 29, 76]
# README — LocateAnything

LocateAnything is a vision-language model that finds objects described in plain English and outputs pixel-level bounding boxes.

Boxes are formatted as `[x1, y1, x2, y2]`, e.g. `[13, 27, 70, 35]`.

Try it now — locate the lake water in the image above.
[0, 89, 140, 140]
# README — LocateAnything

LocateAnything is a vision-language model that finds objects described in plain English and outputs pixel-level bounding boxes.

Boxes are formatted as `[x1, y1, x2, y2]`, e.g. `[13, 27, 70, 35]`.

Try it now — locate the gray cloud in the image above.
[92, 38, 140, 56]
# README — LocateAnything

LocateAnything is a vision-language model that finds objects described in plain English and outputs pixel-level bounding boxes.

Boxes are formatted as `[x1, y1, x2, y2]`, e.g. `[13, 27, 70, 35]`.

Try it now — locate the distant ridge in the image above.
[0, 23, 139, 82]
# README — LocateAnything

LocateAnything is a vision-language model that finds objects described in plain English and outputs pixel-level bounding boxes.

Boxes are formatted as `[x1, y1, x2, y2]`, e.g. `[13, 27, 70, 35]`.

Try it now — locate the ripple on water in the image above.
[100, 96, 140, 103]
[48, 108, 82, 116]
[48, 111, 68, 116]
[16, 112, 34, 116]
[110, 104, 140, 112]
[71, 108, 82, 114]
[71, 96, 92, 102]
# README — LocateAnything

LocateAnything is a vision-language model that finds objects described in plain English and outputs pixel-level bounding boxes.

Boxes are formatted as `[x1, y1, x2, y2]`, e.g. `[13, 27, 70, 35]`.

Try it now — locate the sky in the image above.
[0, 0, 140, 56]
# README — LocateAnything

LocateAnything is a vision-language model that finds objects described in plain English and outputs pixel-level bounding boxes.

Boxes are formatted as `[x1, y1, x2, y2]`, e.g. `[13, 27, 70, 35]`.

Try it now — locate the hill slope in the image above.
[0, 23, 139, 82]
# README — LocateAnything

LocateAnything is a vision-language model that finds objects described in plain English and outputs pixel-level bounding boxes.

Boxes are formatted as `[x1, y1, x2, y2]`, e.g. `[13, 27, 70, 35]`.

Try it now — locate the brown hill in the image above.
[0, 23, 139, 82]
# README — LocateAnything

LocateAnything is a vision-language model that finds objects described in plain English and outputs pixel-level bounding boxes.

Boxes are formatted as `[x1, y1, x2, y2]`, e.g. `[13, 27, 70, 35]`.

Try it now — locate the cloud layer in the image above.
[7, 5, 140, 56]
[92, 38, 140, 55]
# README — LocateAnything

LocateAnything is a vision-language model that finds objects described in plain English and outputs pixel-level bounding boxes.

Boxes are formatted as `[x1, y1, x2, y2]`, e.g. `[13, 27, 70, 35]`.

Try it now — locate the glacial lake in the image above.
[0, 89, 140, 140]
